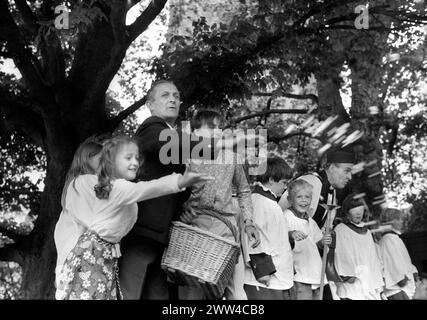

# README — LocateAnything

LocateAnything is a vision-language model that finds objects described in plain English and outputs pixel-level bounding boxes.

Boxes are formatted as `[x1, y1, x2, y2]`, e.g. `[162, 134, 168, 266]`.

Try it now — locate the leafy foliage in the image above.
[0, 133, 44, 214]
[0, 262, 21, 300]
[152, 0, 427, 227]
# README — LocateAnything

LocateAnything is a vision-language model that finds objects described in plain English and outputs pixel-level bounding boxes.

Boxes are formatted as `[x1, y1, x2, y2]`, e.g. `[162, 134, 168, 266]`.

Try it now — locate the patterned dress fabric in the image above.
[188, 149, 253, 221]
[56, 230, 122, 300]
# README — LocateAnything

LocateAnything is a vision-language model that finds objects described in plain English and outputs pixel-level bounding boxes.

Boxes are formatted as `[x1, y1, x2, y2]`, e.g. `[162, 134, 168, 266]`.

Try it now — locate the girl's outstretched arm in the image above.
[114, 171, 213, 206]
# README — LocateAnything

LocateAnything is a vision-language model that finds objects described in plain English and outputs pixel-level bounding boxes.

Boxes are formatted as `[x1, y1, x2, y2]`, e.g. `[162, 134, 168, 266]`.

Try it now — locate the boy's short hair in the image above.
[257, 157, 293, 184]
[191, 109, 223, 130]
[287, 179, 313, 200]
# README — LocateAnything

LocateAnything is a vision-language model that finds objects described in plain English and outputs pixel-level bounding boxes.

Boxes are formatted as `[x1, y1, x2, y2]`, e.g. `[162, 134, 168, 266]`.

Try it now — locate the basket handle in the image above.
[195, 208, 239, 243]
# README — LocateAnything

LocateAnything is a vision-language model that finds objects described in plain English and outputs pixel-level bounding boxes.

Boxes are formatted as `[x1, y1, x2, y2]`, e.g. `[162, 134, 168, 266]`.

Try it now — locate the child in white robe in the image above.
[284, 179, 332, 300]
[378, 208, 418, 300]
[334, 193, 385, 300]
[243, 157, 294, 299]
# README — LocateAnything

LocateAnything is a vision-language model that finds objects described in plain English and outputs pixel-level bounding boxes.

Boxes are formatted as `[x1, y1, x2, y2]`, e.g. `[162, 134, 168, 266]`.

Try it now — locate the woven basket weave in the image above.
[161, 211, 240, 299]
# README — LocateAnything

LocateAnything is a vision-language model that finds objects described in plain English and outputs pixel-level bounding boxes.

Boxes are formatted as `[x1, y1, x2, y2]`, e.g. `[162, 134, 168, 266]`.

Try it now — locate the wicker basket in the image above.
[161, 210, 240, 299]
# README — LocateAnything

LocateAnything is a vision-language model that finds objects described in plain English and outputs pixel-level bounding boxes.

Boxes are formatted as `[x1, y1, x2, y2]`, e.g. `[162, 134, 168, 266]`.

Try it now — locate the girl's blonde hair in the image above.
[94, 135, 138, 200]
[61, 137, 103, 207]
[287, 179, 313, 202]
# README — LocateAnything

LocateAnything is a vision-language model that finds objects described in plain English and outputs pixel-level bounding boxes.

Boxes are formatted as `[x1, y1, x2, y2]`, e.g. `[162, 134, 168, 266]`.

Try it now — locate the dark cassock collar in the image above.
[252, 183, 279, 202]
[318, 170, 335, 200]
[344, 221, 368, 234]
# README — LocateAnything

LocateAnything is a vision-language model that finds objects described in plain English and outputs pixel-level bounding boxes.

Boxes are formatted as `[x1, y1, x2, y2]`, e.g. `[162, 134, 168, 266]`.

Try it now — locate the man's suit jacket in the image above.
[129, 116, 214, 245]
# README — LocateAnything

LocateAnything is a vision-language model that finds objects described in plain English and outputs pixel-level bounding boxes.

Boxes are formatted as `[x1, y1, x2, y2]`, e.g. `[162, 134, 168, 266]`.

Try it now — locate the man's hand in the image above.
[245, 222, 260, 248]
[290, 230, 308, 241]
[257, 275, 272, 287]
[321, 233, 333, 247]
[180, 203, 197, 224]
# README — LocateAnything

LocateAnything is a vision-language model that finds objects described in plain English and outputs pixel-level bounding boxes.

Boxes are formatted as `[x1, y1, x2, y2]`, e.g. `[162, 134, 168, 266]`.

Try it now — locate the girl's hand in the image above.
[178, 165, 214, 189]
[290, 230, 308, 241]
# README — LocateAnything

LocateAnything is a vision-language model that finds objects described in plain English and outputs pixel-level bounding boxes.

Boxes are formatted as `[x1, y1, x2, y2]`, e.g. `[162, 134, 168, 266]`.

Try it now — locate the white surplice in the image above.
[334, 223, 384, 300]
[379, 232, 418, 298]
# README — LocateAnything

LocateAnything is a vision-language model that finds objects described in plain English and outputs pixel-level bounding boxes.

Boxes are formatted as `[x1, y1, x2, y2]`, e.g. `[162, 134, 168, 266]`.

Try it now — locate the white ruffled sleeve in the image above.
[112, 173, 184, 206]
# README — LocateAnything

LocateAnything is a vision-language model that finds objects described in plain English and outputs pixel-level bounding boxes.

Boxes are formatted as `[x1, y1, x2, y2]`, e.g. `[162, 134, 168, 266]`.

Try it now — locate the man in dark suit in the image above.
[119, 80, 258, 299]
[310, 151, 355, 230]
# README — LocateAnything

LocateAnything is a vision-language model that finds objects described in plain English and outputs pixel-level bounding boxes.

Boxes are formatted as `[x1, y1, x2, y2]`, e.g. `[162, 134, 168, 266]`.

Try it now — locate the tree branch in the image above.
[127, 0, 167, 43]
[108, 95, 147, 131]
[253, 91, 319, 104]
[110, 0, 128, 45]
[225, 108, 309, 128]
[268, 131, 321, 144]
[0, 1, 47, 97]
[0, 89, 45, 147]
[38, 29, 66, 89]
[292, 0, 359, 29]
[318, 5, 427, 31]
[14, 0, 38, 35]
[125, 0, 143, 12]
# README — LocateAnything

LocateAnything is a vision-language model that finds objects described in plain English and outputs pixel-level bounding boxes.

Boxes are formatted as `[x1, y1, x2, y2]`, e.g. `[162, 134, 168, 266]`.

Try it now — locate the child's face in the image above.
[290, 187, 312, 213]
[113, 143, 140, 180]
[347, 205, 364, 224]
[269, 178, 288, 196]
[196, 117, 221, 138]
[88, 152, 101, 173]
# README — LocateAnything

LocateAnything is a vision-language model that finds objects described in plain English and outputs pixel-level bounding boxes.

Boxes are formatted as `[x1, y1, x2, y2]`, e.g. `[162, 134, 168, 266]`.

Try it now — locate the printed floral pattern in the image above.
[56, 230, 122, 300]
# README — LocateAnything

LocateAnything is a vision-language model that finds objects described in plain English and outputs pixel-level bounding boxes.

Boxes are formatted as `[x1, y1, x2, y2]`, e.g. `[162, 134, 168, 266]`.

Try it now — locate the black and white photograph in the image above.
[0, 0, 427, 309]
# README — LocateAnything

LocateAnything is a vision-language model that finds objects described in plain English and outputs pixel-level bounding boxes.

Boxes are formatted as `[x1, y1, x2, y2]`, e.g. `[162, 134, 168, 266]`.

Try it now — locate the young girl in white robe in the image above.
[55, 136, 209, 300]
[334, 193, 385, 300]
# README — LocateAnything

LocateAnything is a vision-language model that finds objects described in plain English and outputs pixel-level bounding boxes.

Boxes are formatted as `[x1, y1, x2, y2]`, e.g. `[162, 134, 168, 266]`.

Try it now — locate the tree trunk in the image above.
[18, 144, 75, 299]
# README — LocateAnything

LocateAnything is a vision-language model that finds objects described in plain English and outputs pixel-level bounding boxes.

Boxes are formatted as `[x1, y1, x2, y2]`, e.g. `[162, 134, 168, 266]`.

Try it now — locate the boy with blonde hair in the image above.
[284, 179, 332, 300]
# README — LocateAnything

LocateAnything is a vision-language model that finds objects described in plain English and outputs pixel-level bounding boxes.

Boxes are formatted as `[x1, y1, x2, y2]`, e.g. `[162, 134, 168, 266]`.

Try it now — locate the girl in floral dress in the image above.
[55, 136, 210, 300]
